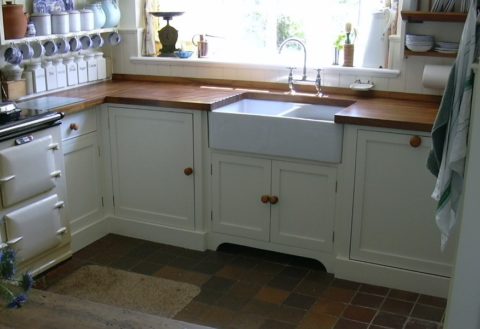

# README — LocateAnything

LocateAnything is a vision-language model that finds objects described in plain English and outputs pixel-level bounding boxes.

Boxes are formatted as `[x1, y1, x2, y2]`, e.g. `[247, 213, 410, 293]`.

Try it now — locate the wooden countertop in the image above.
[45, 79, 439, 132]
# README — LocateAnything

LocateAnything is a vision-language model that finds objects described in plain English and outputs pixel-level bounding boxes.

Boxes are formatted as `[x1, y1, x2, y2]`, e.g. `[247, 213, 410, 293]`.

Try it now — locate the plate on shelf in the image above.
[33, 0, 66, 13]
[406, 44, 433, 52]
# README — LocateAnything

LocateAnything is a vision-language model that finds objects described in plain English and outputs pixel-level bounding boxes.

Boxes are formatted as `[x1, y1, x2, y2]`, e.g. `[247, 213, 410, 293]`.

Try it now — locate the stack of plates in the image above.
[405, 34, 434, 52]
[431, 0, 457, 12]
[434, 41, 459, 54]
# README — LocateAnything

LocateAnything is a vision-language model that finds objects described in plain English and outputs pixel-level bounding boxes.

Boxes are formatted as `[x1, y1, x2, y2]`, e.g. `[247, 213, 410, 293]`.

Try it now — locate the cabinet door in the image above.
[63, 132, 103, 233]
[211, 153, 271, 241]
[270, 161, 336, 252]
[351, 130, 456, 276]
[109, 107, 195, 230]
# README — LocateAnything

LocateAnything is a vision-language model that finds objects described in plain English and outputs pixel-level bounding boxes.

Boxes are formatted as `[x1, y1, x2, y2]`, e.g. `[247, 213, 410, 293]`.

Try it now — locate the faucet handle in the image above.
[286, 67, 296, 94]
[314, 68, 322, 97]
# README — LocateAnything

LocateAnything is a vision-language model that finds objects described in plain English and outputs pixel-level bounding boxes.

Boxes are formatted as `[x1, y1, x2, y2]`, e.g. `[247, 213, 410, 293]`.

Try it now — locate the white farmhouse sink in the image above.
[209, 99, 348, 163]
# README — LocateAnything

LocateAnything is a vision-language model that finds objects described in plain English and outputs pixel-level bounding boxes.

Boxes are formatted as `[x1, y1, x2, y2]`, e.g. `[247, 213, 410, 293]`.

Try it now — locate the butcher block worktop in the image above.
[45, 78, 440, 132]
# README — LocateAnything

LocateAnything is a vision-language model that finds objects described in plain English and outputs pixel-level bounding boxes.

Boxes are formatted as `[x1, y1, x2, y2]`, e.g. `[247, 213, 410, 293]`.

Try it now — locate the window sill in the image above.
[130, 56, 400, 78]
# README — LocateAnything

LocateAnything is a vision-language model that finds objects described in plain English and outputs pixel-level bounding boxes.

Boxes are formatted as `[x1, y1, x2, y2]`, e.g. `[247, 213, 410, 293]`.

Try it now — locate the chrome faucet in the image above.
[278, 38, 307, 81]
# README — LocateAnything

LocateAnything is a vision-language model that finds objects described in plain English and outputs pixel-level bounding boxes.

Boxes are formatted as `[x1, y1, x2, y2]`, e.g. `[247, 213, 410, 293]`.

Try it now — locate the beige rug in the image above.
[48, 265, 200, 318]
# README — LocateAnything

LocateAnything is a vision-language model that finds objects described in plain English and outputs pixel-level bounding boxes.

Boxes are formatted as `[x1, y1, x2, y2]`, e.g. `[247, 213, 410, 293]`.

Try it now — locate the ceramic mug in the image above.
[91, 33, 104, 48]
[19, 42, 34, 60]
[31, 40, 45, 58]
[79, 35, 92, 50]
[107, 31, 121, 46]
[43, 40, 58, 56]
[56, 38, 70, 54]
[69, 36, 82, 52]
[4, 46, 23, 65]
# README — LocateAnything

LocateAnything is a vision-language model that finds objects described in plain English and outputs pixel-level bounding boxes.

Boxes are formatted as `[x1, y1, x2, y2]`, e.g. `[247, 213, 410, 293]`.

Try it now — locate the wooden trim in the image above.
[112, 74, 442, 103]
[401, 11, 467, 22]
[404, 49, 457, 58]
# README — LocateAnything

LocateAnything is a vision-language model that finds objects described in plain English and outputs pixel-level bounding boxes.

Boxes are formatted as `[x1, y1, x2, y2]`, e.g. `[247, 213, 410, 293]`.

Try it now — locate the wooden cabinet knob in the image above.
[270, 196, 279, 205]
[261, 195, 270, 204]
[69, 123, 79, 131]
[184, 167, 194, 176]
[410, 135, 422, 148]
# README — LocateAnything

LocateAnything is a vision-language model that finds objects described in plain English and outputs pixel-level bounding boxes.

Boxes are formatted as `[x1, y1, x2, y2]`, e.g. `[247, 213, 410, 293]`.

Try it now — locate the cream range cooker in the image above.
[0, 104, 71, 275]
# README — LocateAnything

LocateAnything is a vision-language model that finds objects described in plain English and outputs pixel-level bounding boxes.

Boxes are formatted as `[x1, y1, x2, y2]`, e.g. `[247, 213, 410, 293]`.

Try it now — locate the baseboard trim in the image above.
[335, 256, 450, 298]
[71, 217, 110, 252]
[107, 216, 208, 251]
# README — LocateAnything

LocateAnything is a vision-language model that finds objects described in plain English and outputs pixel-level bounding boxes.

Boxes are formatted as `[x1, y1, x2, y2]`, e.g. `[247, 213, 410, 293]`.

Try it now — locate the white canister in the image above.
[95, 52, 106, 80]
[80, 9, 94, 31]
[30, 61, 46, 93]
[75, 54, 88, 84]
[68, 10, 81, 32]
[65, 56, 78, 86]
[30, 13, 51, 36]
[42, 60, 57, 90]
[86, 3, 106, 29]
[51, 12, 69, 34]
[21, 65, 34, 95]
[54, 58, 67, 88]
[85, 53, 97, 82]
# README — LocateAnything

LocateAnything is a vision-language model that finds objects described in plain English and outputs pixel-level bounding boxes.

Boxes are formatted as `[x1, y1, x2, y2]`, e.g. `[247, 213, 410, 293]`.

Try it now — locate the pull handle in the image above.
[56, 227, 67, 236]
[6, 236, 22, 246]
[270, 196, 279, 205]
[0, 242, 7, 249]
[55, 201, 65, 209]
[69, 123, 79, 131]
[48, 142, 60, 150]
[410, 135, 422, 148]
[50, 170, 62, 178]
[184, 167, 194, 176]
[260, 195, 270, 204]
[0, 175, 15, 183]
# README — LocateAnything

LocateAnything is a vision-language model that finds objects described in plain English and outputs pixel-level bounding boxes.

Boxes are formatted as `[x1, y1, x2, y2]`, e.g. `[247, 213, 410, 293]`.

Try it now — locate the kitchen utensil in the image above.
[2, 2, 28, 40]
[79, 35, 92, 50]
[30, 12, 52, 36]
[75, 54, 87, 84]
[19, 42, 34, 60]
[95, 52, 106, 79]
[151, 12, 184, 56]
[91, 33, 104, 48]
[43, 39, 58, 56]
[51, 11, 69, 34]
[361, 7, 395, 69]
[68, 10, 81, 32]
[174, 50, 193, 58]
[31, 40, 46, 58]
[101, 0, 121, 28]
[64, 56, 78, 86]
[107, 31, 121, 46]
[80, 9, 94, 31]
[68, 36, 81, 52]
[42, 60, 57, 90]
[4, 46, 23, 65]
[86, 3, 106, 29]
[26, 23, 36, 37]
[56, 38, 70, 54]
[192, 34, 208, 58]
[54, 57, 67, 88]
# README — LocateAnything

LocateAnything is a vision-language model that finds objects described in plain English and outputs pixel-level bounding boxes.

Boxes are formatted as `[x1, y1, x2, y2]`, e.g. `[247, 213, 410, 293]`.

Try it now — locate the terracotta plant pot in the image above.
[2, 3, 28, 40]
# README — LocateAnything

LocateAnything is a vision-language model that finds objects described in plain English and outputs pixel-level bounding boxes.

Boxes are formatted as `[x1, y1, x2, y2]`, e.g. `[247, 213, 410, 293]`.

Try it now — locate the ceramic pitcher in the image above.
[101, 0, 121, 28]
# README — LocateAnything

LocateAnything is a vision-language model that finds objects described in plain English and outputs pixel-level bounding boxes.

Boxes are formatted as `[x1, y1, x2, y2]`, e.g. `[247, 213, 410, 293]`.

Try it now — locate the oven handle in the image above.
[56, 227, 67, 236]
[50, 170, 62, 178]
[6, 236, 22, 246]
[48, 143, 60, 151]
[0, 175, 15, 183]
[55, 201, 65, 209]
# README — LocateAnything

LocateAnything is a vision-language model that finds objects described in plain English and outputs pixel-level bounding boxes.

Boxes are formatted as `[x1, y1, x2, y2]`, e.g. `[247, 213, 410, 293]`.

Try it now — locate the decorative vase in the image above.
[343, 44, 354, 67]
[102, 0, 121, 28]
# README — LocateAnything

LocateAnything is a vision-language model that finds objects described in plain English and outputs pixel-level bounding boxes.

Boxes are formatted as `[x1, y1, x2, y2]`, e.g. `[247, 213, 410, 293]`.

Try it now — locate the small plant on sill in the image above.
[0, 245, 34, 308]
[333, 34, 346, 65]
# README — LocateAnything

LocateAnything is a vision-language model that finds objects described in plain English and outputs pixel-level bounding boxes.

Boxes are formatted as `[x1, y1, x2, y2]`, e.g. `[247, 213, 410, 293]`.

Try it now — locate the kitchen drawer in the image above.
[61, 109, 97, 140]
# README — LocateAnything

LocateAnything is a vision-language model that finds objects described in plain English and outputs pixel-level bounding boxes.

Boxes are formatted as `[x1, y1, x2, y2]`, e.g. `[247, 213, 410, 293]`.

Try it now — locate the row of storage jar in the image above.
[30, 2, 120, 36]
[23, 52, 107, 94]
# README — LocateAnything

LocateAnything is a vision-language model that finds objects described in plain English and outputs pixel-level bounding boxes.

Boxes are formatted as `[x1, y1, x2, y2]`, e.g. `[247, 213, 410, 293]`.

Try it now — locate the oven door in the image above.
[4, 194, 66, 261]
[0, 135, 60, 207]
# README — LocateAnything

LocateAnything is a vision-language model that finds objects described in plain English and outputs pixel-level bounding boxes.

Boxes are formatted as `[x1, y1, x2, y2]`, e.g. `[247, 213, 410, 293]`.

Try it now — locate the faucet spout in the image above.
[278, 38, 307, 81]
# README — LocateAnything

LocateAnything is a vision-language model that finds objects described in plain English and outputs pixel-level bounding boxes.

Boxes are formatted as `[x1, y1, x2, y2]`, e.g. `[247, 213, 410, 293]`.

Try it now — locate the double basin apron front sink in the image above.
[209, 98, 354, 163]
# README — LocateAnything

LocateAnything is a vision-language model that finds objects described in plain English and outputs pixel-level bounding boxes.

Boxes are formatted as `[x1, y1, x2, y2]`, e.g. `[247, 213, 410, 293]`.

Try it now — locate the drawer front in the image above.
[61, 110, 97, 140]
[5, 194, 66, 261]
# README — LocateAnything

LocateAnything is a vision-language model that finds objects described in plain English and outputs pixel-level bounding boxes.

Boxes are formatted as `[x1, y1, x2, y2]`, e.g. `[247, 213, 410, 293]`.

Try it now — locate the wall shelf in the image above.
[401, 11, 467, 22]
[1, 28, 118, 46]
[404, 49, 457, 58]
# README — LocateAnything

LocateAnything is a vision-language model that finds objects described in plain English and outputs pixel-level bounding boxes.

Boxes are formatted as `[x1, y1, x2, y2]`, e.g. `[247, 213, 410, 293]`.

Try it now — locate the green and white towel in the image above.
[427, 1, 478, 249]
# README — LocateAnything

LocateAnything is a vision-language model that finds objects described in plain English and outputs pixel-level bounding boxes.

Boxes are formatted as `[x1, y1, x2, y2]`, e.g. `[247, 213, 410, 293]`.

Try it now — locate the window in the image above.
[156, 0, 389, 67]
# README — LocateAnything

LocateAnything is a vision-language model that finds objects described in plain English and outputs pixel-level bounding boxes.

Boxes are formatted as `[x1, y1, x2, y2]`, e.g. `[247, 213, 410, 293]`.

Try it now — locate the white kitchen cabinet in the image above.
[108, 106, 195, 230]
[211, 152, 336, 253]
[62, 109, 105, 251]
[350, 129, 456, 276]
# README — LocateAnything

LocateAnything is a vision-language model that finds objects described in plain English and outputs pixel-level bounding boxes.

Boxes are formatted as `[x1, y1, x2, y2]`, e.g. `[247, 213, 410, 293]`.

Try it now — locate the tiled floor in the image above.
[36, 234, 446, 329]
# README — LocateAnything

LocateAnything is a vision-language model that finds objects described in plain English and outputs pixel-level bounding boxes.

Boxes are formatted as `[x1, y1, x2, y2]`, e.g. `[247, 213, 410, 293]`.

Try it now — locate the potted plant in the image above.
[333, 34, 346, 65]
[0, 246, 34, 308]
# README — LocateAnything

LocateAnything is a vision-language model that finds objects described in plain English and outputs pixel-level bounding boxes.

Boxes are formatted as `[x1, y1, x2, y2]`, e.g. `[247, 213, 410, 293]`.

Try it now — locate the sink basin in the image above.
[209, 98, 348, 163]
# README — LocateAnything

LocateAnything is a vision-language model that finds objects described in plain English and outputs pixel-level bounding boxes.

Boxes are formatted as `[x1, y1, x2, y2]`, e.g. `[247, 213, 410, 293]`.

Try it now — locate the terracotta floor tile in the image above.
[411, 304, 444, 322]
[240, 269, 275, 286]
[388, 289, 419, 302]
[179, 270, 211, 286]
[173, 301, 210, 323]
[216, 265, 249, 280]
[145, 251, 175, 264]
[228, 256, 259, 270]
[228, 312, 266, 329]
[381, 298, 414, 315]
[304, 270, 335, 284]
[192, 260, 226, 274]
[229, 281, 261, 300]
[331, 279, 361, 290]
[333, 318, 368, 329]
[267, 274, 302, 291]
[297, 311, 338, 329]
[269, 305, 306, 325]
[351, 292, 384, 308]
[405, 318, 439, 329]
[153, 265, 186, 281]
[193, 289, 224, 305]
[254, 261, 286, 275]
[418, 295, 447, 308]
[311, 298, 346, 316]
[359, 284, 390, 296]
[168, 256, 202, 270]
[198, 305, 237, 328]
[342, 305, 376, 323]
[283, 293, 316, 310]
[202, 276, 236, 292]
[278, 266, 309, 279]
[372, 311, 407, 329]
[130, 261, 163, 275]
[322, 287, 356, 303]
[216, 293, 250, 311]
[255, 286, 290, 304]
[294, 279, 329, 297]
[259, 319, 296, 329]
[109, 255, 142, 270]
[242, 300, 278, 317]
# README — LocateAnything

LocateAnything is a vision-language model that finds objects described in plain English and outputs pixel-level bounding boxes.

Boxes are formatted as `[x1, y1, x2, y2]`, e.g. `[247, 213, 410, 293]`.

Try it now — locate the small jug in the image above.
[192, 34, 208, 58]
